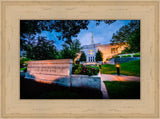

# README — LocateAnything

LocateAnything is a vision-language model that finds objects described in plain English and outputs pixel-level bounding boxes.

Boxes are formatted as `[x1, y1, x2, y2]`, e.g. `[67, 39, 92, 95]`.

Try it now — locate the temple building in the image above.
[75, 33, 126, 63]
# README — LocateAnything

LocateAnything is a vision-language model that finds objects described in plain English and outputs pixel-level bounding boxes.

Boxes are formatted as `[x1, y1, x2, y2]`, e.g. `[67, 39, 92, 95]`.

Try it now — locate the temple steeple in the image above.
[91, 32, 94, 44]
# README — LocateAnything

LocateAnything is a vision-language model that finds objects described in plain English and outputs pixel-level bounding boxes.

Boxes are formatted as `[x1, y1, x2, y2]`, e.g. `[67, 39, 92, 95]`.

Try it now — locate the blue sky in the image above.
[40, 20, 131, 50]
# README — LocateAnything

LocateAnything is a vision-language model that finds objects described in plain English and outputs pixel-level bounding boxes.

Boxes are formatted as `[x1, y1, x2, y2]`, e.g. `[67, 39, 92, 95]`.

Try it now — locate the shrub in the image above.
[20, 67, 27, 72]
[72, 64, 79, 73]
[121, 55, 131, 58]
[121, 50, 127, 54]
[74, 66, 82, 74]
[20, 57, 31, 68]
[133, 53, 140, 57]
[106, 57, 112, 61]
[72, 64, 99, 76]
[112, 55, 120, 58]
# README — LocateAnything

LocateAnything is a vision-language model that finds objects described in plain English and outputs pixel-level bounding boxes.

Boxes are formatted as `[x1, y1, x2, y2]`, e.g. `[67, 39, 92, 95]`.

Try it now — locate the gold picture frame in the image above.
[0, 0, 159, 118]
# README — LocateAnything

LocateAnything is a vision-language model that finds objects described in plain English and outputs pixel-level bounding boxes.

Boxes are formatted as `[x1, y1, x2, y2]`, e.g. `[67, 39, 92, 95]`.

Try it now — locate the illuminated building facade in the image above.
[78, 33, 126, 63]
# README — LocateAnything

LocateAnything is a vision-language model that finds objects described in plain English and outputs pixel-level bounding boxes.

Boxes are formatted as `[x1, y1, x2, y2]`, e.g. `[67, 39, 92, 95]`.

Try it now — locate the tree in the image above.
[20, 20, 53, 38]
[20, 20, 89, 49]
[123, 28, 140, 53]
[24, 35, 58, 60]
[95, 20, 116, 25]
[110, 20, 140, 53]
[20, 20, 117, 50]
[79, 52, 86, 61]
[96, 50, 103, 61]
[20, 20, 53, 50]
[61, 39, 81, 59]
[52, 20, 116, 42]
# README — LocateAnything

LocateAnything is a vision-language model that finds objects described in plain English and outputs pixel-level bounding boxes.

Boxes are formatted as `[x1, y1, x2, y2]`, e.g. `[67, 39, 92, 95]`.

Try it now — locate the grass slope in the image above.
[104, 81, 140, 99]
[101, 60, 140, 76]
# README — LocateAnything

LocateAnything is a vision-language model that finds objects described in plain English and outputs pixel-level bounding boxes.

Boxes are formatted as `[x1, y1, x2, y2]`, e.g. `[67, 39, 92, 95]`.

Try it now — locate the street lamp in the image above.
[116, 63, 120, 75]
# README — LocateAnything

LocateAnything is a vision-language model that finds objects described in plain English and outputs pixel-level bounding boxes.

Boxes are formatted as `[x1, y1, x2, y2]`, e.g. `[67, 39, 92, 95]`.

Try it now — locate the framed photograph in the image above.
[20, 20, 140, 100]
[0, 0, 159, 118]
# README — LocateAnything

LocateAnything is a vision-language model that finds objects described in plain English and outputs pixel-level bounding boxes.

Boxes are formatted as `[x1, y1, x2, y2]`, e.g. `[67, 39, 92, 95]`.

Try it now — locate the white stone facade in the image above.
[81, 44, 99, 62]
[77, 43, 126, 63]
[75, 33, 126, 63]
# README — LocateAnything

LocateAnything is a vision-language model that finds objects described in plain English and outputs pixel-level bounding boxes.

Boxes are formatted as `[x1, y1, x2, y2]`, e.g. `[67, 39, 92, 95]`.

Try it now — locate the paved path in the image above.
[101, 79, 109, 99]
[97, 72, 109, 99]
[100, 74, 140, 99]
[101, 74, 140, 82]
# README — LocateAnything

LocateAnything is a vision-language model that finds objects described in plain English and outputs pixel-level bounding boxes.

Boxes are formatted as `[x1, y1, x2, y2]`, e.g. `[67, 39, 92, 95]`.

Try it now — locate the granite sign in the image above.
[24, 59, 101, 90]
[25, 59, 73, 84]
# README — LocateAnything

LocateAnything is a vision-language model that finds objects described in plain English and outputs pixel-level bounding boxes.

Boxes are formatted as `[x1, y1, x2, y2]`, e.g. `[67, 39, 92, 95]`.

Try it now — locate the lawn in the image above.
[104, 81, 140, 99]
[101, 60, 140, 76]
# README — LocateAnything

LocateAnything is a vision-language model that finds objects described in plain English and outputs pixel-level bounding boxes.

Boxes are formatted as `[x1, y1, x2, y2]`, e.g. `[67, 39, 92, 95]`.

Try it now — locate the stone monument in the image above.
[25, 59, 73, 84]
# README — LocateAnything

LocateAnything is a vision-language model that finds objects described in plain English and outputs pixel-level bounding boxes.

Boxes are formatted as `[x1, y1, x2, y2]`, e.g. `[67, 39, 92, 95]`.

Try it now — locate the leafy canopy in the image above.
[20, 20, 116, 46]
[110, 20, 140, 53]
[61, 39, 81, 59]
[23, 35, 58, 60]
[20, 20, 117, 60]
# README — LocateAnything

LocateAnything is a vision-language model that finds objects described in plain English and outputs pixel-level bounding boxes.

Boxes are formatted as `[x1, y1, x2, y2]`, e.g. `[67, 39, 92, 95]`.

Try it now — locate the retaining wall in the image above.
[71, 74, 101, 90]
[115, 57, 140, 64]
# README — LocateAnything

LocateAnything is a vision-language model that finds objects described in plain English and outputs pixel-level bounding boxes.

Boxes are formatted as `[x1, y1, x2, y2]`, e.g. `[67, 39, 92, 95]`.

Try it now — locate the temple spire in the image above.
[91, 32, 94, 44]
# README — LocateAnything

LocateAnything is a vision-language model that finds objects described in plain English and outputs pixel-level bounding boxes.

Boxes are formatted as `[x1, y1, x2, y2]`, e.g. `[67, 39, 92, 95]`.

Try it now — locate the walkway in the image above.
[101, 74, 140, 82]
[97, 72, 109, 99]
[101, 79, 109, 99]
[100, 74, 140, 99]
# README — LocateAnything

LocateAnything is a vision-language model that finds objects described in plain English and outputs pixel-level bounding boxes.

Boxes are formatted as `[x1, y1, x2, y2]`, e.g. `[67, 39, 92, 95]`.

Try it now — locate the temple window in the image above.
[88, 50, 94, 55]
[111, 47, 118, 54]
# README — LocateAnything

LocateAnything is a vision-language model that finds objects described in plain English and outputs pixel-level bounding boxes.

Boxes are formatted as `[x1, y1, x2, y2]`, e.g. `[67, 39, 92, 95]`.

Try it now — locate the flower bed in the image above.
[72, 64, 99, 76]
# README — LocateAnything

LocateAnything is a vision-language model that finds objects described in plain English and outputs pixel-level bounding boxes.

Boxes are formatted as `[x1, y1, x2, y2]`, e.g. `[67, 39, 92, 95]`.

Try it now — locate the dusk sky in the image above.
[40, 20, 131, 50]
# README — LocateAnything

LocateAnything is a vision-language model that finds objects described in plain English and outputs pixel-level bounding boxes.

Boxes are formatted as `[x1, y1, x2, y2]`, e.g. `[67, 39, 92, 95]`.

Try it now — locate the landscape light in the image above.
[116, 64, 120, 68]
[115, 63, 120, 75]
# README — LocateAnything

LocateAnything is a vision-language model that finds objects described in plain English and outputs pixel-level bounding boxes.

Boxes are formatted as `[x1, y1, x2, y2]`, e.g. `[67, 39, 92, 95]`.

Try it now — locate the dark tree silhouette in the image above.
[79, 52, 86, 61]
[24, 35, 57, 60]
[20, 20, 116, 50]
[96, 50, 103, 61]
[110, 20, 140, 53]
[61, 39, 81, 59]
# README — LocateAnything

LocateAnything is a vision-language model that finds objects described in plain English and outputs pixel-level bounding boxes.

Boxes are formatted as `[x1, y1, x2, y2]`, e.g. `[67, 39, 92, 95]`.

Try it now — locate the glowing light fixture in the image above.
[115, 63, 120, 75]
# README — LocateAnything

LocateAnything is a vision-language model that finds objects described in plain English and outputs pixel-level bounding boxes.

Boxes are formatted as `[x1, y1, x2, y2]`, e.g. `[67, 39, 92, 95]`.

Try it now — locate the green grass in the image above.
[101, 60, 140, 76]
[104, 81, 140, 99]
[20, 67, 27, 71]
